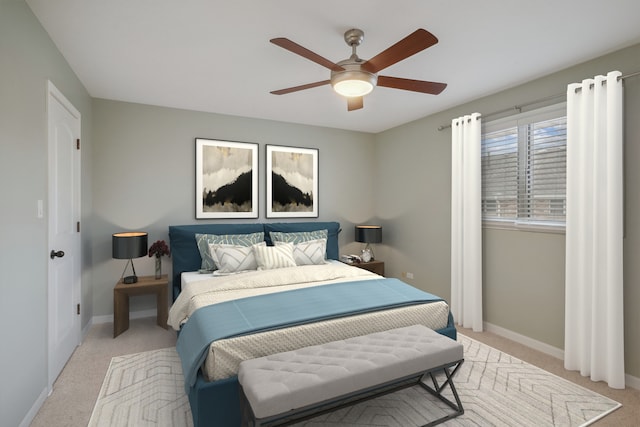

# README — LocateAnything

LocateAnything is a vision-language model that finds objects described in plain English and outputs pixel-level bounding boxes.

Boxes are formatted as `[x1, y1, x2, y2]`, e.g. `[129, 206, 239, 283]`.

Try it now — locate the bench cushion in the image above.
[238, 324, 463, 419]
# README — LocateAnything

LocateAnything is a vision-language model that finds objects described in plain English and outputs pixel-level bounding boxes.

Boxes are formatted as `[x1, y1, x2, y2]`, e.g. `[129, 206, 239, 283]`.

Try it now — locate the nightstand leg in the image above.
[113, 289, 130, 338]
[156, 285, 168, 329]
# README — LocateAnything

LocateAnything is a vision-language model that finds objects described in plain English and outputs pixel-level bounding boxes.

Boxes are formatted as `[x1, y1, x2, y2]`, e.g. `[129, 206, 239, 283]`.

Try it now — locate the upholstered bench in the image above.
[238, 324, 464, 427]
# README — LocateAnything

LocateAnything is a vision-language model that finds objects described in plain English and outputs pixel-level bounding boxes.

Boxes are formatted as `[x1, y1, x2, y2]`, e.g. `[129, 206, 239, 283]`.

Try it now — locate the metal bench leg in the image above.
[418, 361, 465, 426]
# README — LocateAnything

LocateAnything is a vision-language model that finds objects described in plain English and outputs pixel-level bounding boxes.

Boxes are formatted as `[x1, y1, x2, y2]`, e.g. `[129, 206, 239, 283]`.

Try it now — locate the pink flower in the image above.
[148, 240, 170, 258]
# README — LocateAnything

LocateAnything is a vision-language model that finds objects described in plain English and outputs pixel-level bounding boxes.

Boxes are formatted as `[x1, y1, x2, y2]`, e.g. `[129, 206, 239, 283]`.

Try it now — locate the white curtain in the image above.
[565, 71, 625, 389]
[451, 112, 483, 332]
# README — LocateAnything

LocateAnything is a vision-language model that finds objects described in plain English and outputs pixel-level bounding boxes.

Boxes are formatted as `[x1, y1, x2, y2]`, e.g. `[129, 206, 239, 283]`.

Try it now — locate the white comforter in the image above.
[168, 261, 380, 330]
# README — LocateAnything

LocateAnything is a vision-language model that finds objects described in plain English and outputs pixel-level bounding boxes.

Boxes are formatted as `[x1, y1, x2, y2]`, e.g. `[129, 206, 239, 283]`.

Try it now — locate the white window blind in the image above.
[481, 104, 567, 229]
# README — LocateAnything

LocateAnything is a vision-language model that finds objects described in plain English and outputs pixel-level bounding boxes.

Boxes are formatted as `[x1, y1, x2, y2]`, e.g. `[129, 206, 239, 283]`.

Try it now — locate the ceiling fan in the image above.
[270, 28, 447, 111]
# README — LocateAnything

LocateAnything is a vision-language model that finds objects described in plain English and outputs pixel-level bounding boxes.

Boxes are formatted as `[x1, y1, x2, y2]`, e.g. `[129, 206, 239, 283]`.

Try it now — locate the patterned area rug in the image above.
[88, 334, 621, 427]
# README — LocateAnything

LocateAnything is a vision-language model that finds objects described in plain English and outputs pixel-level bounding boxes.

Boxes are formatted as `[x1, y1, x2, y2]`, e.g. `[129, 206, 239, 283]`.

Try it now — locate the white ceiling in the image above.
[26, 0, 640, 133]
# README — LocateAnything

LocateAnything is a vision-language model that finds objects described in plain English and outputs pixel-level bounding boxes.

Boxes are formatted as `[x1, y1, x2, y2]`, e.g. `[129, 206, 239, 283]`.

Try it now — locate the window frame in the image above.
[481, 103, 567, 234]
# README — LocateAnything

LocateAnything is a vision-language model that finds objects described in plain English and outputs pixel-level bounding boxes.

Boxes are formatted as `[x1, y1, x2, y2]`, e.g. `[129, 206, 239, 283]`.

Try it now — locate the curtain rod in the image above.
[437, 69, 640, 131]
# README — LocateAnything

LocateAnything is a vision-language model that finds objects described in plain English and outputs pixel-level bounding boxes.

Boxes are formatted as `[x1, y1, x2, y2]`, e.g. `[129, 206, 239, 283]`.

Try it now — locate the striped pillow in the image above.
[253, 243, 297, 270]
[276, 238, 327, 266]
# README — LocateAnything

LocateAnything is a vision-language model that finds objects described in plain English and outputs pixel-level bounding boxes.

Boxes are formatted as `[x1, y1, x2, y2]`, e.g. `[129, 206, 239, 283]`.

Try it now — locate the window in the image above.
[481, 104, 566, 231]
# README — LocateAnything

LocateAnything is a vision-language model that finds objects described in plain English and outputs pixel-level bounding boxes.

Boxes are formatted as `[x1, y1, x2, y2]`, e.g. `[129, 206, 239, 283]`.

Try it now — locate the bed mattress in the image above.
[170, 262, 450, 381]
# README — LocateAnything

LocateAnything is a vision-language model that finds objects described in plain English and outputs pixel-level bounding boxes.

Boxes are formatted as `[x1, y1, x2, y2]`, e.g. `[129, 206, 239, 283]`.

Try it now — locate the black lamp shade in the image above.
[112, 232, 148, 259]
[355, 225, 382, 244]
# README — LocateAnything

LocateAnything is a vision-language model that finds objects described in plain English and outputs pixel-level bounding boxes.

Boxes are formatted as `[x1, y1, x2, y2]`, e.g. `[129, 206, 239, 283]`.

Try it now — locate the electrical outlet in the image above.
[406, 272, 414, 279]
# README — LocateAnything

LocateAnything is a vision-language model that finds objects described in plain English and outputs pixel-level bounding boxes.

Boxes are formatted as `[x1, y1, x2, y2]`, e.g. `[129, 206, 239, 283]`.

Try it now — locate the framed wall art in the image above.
[195, 138, 258, 219]
[266, 145, 318, 218]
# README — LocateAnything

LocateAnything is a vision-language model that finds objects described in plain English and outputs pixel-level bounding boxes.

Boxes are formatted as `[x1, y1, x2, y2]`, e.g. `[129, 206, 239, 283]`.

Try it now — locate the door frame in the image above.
[47, 80, 82, 389]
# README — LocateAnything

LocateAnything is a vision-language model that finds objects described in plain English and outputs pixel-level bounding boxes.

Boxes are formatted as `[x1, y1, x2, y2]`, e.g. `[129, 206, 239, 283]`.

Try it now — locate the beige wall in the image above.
[91, 99, 376, 316]
[375, 43, 640, 379]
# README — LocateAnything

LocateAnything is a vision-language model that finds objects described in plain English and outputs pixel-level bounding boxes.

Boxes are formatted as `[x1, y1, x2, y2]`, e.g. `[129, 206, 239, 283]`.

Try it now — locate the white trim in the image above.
[625, 372, 640, 391]
[483, 219, 565, 234]
[18, 387, 49, 427]
[484, 322, 640, 390]
[81, 317, 93, 342]
[484, 322, 565, 359]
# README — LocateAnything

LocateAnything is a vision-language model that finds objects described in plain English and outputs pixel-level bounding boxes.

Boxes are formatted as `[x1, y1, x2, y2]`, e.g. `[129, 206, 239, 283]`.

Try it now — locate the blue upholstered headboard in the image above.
[168, 222, 341, 300]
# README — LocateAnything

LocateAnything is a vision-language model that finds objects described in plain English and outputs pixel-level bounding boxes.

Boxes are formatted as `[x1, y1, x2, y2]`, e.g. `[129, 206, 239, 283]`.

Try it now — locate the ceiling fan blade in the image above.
[377, 76, 447, 94]
[347, 97, 364, 111]
[271, 80, 331, 95]
[361, 29, 438, 73]
[270, 38, 344, 72]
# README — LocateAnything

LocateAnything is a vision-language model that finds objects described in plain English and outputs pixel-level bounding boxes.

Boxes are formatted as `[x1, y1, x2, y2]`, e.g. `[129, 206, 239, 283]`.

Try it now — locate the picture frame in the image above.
[195, 138, 258, 219]
[266, 145, 318, 218]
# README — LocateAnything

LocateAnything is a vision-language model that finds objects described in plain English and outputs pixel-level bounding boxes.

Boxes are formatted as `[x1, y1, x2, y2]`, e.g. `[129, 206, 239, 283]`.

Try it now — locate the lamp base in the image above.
[361, 248, 373, 262]
[123, 275, 138, 284]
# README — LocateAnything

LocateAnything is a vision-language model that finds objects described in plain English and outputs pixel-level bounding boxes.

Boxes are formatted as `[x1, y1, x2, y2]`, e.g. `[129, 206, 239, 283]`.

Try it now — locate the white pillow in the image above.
[208, 242, 265, 275]
[276, 238, 327, 266]
[253, 243, 297, 270]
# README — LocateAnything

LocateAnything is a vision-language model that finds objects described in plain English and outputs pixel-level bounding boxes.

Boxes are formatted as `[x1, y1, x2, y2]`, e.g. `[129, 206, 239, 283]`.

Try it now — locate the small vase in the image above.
[155, 256, 162, 279]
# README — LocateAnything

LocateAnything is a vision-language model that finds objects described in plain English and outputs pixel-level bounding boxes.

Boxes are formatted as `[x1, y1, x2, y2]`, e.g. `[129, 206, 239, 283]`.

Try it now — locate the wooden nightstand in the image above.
[113, 274, 169, 338]
[346, 260, 385, 276]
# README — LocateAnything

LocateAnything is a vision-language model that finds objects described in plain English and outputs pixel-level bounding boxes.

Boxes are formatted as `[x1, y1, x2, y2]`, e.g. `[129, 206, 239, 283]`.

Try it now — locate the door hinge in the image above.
[77, 304, 80, 315]
[76, 138, 80, 150]
[77, 221, 80, 232]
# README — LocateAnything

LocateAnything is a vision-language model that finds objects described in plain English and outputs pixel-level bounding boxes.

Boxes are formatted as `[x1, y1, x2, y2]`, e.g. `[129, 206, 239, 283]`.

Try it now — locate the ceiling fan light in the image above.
[331, 70, 377, 97]
[333, 80, 373, 97]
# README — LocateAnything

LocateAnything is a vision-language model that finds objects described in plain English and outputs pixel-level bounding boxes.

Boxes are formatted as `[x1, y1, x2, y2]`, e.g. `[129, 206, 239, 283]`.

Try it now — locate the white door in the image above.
[47, 81, 81, 387]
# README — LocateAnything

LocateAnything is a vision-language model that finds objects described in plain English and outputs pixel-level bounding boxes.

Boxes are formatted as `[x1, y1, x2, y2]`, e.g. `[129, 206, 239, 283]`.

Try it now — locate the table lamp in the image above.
[112, 231, 148, 284]
[355, 225, 382, 262]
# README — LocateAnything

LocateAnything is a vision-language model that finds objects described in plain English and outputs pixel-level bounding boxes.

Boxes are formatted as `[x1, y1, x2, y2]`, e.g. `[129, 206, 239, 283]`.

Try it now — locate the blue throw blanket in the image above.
[176, 278, 443, 391]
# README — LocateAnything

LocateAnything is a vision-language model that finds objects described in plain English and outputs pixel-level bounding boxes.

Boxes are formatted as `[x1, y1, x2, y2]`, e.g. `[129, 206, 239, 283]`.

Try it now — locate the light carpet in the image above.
[88, 334, 621, 427]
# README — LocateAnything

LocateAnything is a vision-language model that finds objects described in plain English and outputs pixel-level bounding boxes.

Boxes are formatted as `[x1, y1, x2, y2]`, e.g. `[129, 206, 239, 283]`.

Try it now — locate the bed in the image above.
[168, 221, 456, 427]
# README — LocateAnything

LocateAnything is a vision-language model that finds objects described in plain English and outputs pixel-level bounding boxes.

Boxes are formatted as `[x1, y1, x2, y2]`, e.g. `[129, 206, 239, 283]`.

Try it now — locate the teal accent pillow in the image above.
[195, 232, 264, 271]
[264, 222, 340, 260]
[269, 229, 328, 245]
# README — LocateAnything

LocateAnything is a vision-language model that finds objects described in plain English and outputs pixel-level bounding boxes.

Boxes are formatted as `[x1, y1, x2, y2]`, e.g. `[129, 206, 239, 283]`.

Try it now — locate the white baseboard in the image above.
[625, 372, 640, 390]
[19, 386, 49, 427]
[483, 322, 565, 359]
[92, 309, 158, 325]
[81, 317, 93, 342]
[484, 321, 640, 391]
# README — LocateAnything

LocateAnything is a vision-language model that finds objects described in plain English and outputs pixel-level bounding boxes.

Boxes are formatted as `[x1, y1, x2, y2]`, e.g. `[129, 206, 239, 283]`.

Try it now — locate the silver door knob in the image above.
[50, 250, 65, 259]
